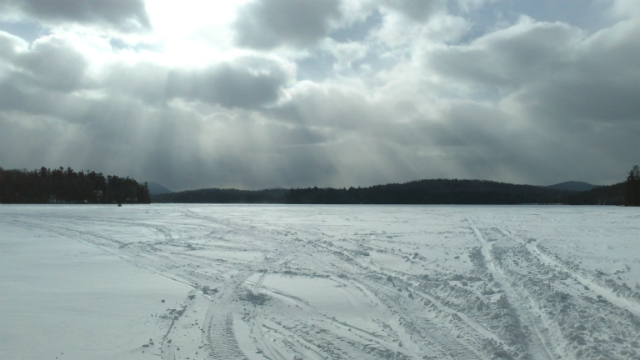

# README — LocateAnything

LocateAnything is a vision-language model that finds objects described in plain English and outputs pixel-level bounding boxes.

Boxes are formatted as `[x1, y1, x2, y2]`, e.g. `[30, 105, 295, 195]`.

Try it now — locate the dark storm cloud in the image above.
[0, 0, 150, 32]
[235, 0, 341, 49]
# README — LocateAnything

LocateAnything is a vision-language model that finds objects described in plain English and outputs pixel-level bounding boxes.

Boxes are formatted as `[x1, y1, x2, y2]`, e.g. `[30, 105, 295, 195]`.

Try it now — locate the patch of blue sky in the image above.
[0, 19, 48, 43]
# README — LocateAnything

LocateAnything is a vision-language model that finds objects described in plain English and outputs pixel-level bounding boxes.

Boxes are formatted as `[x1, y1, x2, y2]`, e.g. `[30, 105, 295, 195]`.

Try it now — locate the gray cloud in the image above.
[167, 62, 288, 109]
[105, 57, 290, 109]
[16, 37, 89, 91]
[235, 0, 341, 49]
[0, 33, 92, 120]
[515, 21, 640, 124]
[382, 0, 443, 22]
[426, 19, 584, 89]
[0, 30, 21, 60]
[0, 0, 150, 32]
[425, 16, 640, 126]
[519, 75, 640, 125]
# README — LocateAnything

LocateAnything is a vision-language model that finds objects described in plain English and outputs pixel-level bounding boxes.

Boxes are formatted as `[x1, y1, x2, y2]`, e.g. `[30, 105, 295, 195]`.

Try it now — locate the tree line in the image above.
[625, 165, 640, 206]
[284, 179, 572, 205]
[0, 166, 151, 204]
[155, 171, 640, 206]
[568, 165, 640, 206]
[5, 165, 636, 206]
[154, 179, 577, 205]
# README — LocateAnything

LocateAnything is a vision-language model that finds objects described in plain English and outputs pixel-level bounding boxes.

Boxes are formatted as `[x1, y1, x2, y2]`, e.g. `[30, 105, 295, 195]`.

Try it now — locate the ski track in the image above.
[3, 205, 640, 360]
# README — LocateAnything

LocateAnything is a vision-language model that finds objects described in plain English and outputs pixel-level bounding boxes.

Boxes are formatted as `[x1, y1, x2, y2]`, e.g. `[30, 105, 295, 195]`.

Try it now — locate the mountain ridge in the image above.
[546, 181, 599, 192]
[147, 181, 173, 195]
[152, 179, 623, 205]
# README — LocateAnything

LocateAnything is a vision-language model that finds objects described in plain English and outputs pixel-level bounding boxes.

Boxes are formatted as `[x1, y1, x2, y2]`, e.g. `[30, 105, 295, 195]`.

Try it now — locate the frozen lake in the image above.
[1, 204, 640, 359]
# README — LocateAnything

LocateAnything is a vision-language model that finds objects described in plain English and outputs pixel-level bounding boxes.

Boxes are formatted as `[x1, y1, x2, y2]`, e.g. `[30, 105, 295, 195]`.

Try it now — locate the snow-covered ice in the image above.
[1, 204, 639, 359]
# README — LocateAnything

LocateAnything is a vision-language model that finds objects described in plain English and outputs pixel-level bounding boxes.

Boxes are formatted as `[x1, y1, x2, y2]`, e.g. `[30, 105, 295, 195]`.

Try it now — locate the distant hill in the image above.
[151, 179, 629, 205]
[286, 179, 572, 205]
[152, 188, 287, 203]
[546, 181, 599, 192]
[154, 179, 574, 205]
[147, 182, 173, 195]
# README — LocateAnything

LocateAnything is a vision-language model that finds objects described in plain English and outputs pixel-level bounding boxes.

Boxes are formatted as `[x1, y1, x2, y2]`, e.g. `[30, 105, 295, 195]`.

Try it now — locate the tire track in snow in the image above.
[243, 251, 337, 359]
[466, 217, 558, 360]
[312, 240, 486, 360]
[246, 270, 290, 360]
[304, 231, 502, 359]
[412, 286, 506, 358]
[204, 270, 251, 360]
[359, 277, 482, 360]
[497, 228, 640, 318]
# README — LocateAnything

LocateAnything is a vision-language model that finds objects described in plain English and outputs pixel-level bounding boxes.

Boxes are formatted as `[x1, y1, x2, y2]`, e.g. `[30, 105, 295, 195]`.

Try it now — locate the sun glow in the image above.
[143, 1, 251, 65]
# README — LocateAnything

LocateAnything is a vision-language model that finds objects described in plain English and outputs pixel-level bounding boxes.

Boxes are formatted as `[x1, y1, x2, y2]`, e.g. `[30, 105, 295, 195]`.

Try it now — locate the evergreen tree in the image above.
[625, 165, 640, 206]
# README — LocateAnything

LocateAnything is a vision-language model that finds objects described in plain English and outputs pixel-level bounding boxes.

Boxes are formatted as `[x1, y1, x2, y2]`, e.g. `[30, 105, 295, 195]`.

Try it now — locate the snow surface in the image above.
[1, 204, 639, 360]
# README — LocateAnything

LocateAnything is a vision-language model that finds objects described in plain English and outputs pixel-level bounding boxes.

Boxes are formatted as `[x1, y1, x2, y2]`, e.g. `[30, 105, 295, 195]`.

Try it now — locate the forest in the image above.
[284, 179, 571, 205]
[0, 167, 151, 204]
[3, 166, 638, 206]
[153, 179, 626, 205]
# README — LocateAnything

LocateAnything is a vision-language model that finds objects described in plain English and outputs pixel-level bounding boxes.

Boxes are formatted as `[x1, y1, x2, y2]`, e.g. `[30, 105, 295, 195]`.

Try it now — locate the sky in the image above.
[0, 0, 638, 191]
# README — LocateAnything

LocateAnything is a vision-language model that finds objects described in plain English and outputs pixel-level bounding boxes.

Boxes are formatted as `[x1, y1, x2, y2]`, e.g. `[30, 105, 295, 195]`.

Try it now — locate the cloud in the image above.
[426, 17, 584, 89]
[610, 0, 640, 19]
[381, 0, 443, 22]
[104, 56, 291, 109]
[0, 0, 151, 32]
[15, 36, 89, 91]
[0, 33, 92, 122]
[424, 15, 640, 126]
[326, 40, 368, 69]
[371, 6, 468, 48]
[167, 59, 289, 108]
[0, 29, 25, 59]
[234, 0, 341, 49]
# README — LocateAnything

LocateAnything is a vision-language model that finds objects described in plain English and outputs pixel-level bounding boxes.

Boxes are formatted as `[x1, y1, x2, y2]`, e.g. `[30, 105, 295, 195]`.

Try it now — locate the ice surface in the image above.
[1, 204, 639, 359]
